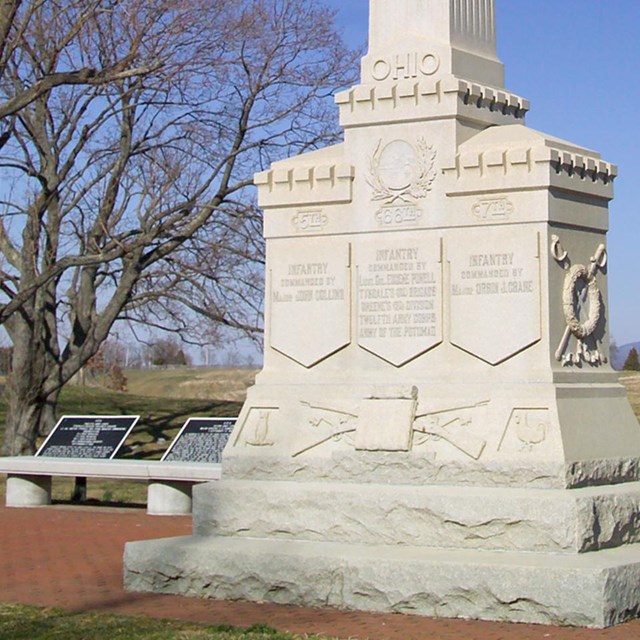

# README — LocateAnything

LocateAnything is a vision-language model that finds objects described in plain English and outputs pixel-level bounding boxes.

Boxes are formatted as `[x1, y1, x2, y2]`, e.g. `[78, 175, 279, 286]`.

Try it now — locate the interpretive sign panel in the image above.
[36, 415, 139, 459]
[161, 418, 237, 463]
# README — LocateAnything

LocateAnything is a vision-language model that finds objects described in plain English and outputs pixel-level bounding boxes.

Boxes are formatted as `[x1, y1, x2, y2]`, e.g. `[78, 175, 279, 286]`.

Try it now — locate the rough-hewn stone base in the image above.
[191, 479, 640, 553]
[124, 534, 640, 628]
[124, 477, 640, 627]
[222, 451, 640, 490]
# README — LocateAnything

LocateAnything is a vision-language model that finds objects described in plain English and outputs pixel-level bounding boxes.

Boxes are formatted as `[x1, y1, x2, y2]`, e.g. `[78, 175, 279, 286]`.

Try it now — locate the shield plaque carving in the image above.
[269, 239, 351, 368]
[448, 228, 541, 365]
[356, 235, 442, 366]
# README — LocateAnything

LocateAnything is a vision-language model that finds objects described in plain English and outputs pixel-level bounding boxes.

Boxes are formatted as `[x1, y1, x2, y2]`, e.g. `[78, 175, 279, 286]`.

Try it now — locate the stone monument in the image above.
[125, 0, 640, 627]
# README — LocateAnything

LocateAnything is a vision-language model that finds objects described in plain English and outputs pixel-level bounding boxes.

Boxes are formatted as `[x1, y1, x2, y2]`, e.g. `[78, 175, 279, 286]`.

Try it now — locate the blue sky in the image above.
[324, 0, 640, 346]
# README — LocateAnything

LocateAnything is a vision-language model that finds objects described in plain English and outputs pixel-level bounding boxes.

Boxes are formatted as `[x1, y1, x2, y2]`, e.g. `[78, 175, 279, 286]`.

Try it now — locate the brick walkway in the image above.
[1, 504, 640, 639]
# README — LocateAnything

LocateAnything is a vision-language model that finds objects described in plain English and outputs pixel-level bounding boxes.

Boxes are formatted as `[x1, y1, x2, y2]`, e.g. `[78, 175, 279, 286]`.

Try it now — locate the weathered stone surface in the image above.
[566, 457, 640, 488]
[192, 480, 640, 554]
[223, 450, 640, 491]
[222, 451, 566, 488]
[124, 536, 640, 628]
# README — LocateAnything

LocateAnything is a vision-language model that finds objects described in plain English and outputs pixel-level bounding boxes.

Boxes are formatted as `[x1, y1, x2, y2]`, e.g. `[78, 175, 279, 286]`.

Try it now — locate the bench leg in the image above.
[147, 480, 193, 516]
[6, 475, 52, 507]
[72, 477, 88, 502]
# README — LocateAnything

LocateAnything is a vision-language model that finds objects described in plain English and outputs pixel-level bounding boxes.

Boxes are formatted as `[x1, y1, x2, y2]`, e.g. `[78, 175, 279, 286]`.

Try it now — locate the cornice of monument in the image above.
[335, 75, 529, 131]
[255, 0, 614, 210]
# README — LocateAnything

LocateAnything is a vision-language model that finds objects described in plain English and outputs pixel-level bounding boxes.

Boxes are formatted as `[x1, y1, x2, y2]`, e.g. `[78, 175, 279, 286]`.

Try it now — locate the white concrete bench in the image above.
[0, 457, 221, 515]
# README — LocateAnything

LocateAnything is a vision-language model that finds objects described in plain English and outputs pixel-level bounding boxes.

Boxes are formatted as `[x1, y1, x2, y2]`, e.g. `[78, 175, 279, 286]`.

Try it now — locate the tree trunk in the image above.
[38, 389, 61, 437]
[2, 352, 60, 455]
[38, 389, 60, 438]
[2, 386, 44, 455]
[2, 307, 48, 455]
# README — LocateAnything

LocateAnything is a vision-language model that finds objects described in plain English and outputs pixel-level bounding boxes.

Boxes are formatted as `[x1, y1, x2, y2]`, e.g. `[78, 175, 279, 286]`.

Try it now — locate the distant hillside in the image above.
[124, 367, 259, 402]
[613, 342, 640, 370]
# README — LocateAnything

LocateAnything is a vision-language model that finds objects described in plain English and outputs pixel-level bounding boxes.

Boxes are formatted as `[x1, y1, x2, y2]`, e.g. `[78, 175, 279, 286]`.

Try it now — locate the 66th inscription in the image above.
[357, 240, 442, 366]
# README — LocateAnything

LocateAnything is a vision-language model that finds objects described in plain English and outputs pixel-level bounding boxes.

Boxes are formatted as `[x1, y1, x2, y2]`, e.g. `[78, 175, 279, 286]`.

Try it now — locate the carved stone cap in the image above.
[363, 0, 504, 87]
[443, 125, 617, 200]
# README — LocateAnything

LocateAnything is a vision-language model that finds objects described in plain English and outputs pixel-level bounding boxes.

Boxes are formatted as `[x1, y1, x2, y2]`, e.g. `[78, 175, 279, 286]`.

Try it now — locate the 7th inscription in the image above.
[451, 252, 535, 298]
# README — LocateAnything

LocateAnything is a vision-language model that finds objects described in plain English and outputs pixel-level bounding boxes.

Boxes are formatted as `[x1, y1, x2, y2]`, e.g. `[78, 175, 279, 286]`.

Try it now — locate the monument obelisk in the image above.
[125, 0, 640, 627]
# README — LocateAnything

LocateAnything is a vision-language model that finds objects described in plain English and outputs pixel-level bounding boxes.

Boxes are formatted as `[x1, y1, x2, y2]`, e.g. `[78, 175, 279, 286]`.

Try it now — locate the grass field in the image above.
[619, 373, 640, 411]
[125, 367, 258, 403]
[0, 604, 334, 640]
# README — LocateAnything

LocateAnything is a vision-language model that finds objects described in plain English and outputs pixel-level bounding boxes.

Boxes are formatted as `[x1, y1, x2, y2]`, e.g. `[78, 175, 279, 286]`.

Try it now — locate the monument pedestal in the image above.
[124, 0, 640, 626]
[125, 476, 640, 627]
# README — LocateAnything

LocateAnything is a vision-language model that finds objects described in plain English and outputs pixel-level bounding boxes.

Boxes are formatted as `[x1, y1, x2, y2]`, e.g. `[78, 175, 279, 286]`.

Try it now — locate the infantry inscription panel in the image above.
[448, 227, 541, 364]
[269, 239, 351, 367]
[357, 235, 442, 366]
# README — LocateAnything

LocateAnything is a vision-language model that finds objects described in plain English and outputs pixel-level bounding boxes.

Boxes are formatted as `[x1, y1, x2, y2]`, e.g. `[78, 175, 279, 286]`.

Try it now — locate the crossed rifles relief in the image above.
[295, 399, 489, 460]
[551, 235, 607, 366]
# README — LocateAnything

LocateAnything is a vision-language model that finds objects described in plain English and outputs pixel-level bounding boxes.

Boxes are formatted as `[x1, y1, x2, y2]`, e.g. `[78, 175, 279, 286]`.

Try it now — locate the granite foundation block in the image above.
[124, 534, 640, 628]
[192, 479, 640, 554]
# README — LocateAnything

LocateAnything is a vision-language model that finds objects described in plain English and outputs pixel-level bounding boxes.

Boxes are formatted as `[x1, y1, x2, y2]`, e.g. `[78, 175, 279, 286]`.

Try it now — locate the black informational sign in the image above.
[161, 417, 236, 463]
[36, 415, 139, 459]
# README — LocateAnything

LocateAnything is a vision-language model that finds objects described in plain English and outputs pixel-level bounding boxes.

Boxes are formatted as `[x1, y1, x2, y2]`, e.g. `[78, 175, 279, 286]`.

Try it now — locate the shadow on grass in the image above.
[118, 400, 242, 460]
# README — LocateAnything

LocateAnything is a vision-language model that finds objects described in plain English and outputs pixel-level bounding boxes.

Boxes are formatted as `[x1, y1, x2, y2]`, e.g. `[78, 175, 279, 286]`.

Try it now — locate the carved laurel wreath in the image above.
[367, 138, 437, 203]
[562, 264, 601, 339]
[367, 141, 393, 201]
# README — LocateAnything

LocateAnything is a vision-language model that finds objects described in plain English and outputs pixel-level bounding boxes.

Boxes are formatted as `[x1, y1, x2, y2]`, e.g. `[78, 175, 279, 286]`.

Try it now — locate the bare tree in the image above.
[0, 0, 360, 454]
[0, 0, 159, 150]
